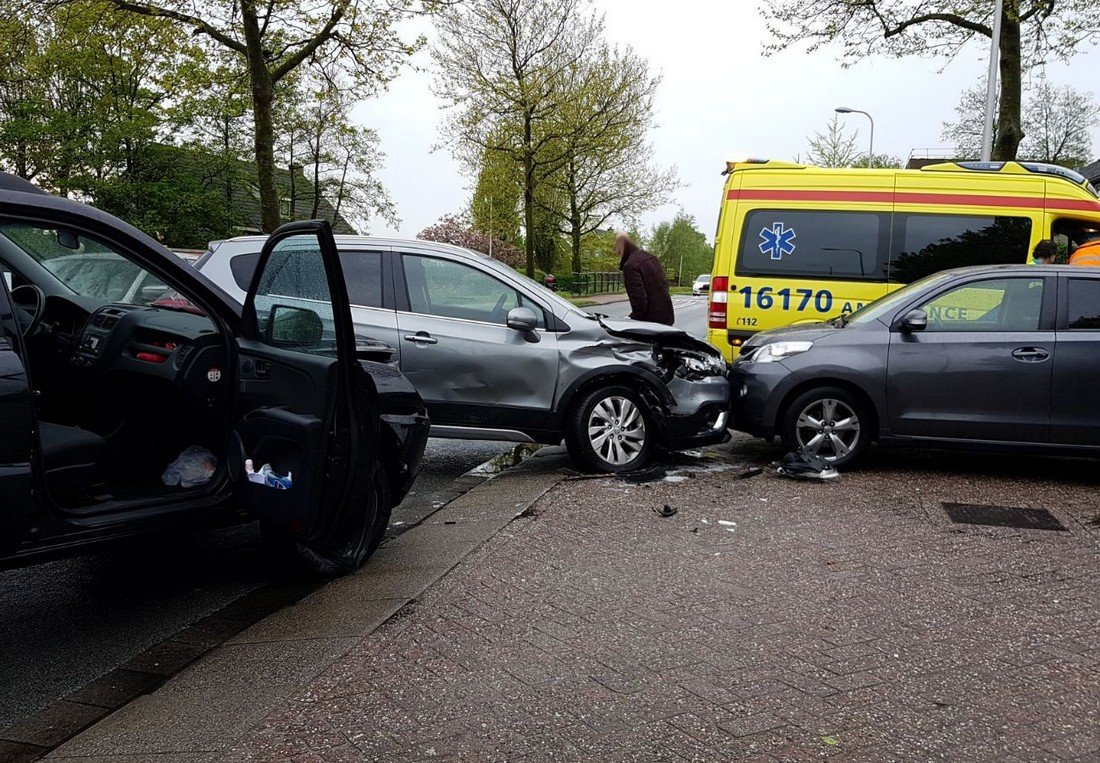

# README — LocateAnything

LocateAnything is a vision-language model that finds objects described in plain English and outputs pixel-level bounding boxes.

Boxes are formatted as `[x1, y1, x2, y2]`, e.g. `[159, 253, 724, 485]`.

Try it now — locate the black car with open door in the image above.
[0, 173, 429, 575]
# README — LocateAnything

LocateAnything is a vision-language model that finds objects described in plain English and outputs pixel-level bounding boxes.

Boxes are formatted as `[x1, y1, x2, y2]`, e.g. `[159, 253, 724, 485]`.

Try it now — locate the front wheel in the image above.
[565, 385, 655, 473]
[780, 387, 871, 469]
[262, 461, 392, 578]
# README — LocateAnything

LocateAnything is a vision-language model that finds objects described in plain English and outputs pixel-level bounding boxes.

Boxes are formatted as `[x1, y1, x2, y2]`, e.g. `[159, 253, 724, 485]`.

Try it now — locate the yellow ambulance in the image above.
[707, 159, 1100, 360]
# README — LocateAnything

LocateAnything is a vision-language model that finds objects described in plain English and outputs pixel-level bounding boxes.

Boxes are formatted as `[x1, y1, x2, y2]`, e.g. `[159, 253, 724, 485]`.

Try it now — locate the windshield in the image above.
[0, 224, 171, 306]
[845, 271, 957, 326]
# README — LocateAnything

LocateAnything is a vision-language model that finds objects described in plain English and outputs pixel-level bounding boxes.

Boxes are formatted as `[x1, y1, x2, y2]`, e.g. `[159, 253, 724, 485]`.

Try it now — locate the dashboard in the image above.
[68, 302, 229, 421]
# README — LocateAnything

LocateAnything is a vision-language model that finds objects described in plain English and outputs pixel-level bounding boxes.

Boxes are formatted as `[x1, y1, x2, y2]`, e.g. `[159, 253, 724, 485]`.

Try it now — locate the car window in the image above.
[402, 254, 544, 327]
[1064, 278, 1100, 330]
[252, 236, 337, 355]
[890, 215, 1032, 284]
[920, 278, 1044, 332]
[736, 209, 888, 281]
[0, 223, 170, 305]
[230, 250, 383, 308]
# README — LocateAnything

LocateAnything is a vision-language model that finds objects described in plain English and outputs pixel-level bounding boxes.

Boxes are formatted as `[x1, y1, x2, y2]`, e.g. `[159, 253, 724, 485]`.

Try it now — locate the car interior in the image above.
[0, 222, 232, 510]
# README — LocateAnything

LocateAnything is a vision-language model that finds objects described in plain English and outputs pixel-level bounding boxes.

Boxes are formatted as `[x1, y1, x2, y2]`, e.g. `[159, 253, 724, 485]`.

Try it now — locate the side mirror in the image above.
[265, 304, 323, 346]
[506, 306, 541, 343]
[56, 230, 81, 250]
[897, 309, 928, 333]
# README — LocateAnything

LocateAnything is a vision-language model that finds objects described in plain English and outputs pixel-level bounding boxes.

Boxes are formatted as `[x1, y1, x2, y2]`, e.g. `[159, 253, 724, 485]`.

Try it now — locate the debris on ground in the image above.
[652, 504, 678, 518]
[773, 451, 839, 481]
[620, 465, 668, 484]
[734, 466, 764, 480]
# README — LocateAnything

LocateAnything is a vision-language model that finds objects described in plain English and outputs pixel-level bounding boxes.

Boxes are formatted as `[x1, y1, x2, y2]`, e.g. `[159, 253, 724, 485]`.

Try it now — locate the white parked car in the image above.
[691, 274, 711, 296]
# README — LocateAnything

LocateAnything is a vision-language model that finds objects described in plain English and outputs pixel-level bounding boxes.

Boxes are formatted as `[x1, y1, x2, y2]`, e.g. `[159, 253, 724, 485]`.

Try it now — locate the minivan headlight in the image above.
[749, 341, 814, 363]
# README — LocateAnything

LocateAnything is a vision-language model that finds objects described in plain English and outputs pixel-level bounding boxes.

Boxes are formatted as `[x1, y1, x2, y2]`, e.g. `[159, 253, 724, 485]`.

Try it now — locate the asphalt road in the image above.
[0, 438, 512, 729]
[593, 293, 709, 338]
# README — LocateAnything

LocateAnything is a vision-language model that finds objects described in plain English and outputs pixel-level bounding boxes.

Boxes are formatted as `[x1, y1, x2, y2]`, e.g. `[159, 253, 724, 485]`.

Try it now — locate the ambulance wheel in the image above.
[780, 386, 870, 469]
[565, 385, 655, 473]
[262, 461, 391, 579]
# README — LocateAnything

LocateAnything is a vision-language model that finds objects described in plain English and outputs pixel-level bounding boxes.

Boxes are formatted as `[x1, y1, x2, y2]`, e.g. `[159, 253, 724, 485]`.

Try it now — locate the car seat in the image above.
[37, 422, 105, 497]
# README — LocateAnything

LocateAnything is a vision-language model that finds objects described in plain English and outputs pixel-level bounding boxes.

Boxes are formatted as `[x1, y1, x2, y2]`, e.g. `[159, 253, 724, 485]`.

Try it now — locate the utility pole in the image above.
[981, 0, 1005, 161]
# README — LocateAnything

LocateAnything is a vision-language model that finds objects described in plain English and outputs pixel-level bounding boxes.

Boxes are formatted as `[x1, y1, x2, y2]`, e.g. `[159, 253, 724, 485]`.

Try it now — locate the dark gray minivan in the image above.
[731, 264, 1100, 467]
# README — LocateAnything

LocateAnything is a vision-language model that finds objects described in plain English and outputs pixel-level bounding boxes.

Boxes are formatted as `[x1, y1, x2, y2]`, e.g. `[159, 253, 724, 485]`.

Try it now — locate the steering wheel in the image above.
[10, 284, 45, 338]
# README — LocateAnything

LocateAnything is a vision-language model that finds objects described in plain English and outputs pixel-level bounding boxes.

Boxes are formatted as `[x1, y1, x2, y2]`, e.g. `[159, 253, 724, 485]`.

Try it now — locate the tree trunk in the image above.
[522, 113, 536, 278]
[241, 1, 280, 232]
[992, 1, 1024, 161]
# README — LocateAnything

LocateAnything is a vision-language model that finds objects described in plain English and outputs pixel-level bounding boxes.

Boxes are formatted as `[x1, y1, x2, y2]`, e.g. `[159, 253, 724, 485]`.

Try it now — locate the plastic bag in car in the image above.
[162, 446, 218, 488]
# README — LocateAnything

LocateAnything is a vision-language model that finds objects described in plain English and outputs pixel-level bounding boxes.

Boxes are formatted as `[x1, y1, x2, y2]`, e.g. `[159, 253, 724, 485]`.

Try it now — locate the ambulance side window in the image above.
[736, 209, 888, 281]
[889, 214, 1032, 284]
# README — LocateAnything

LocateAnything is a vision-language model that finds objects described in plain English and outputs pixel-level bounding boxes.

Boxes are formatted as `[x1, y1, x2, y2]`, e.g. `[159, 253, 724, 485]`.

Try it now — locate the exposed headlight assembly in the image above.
[680, 355, 724, 375]
[747, 341, 814, 364]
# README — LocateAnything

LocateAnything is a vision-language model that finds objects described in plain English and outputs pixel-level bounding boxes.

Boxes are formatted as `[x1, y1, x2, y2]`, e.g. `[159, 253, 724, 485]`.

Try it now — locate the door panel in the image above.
[887, 276, 1052, 442]
[1052, 276, 1100, 445]
[234, 222, 375, 537]
[394, 253, 559, 425]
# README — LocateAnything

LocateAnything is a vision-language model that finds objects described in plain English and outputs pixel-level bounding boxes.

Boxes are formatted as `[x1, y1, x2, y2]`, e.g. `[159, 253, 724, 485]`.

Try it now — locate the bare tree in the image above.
[762, 0, 1100, 160]
[806, 115, 861, 167]
[433, 0, 603, 277]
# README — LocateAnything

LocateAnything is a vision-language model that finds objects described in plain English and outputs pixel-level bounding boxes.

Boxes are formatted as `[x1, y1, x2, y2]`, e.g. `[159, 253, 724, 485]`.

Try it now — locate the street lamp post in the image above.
[981, 0, 1005, 161]
[835, 106, 874, 167]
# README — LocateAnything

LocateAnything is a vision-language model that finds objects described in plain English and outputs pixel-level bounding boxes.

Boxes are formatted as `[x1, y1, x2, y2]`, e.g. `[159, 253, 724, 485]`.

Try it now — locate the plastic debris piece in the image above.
[162, 446, 217, 488]
[653, 504, 678, 518]
[822, 736, 839, 746]
[620, 465, 667, 484]
[773, 450, 839, 481]
[717, 520, 736, 527]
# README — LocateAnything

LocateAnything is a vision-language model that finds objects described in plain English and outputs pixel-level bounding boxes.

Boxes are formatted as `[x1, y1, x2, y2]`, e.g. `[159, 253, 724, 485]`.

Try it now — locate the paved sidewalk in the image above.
[220, 449, 1098, 761]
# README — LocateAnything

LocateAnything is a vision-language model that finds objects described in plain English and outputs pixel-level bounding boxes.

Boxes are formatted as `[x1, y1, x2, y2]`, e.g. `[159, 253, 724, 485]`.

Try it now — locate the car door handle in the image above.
[403, 332, 438, 345]
[1011, 347, 1049, 362]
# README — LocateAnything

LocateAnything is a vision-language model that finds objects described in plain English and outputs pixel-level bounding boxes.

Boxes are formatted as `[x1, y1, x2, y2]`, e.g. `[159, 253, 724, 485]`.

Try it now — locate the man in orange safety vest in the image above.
[1069, 238, 1100, 267]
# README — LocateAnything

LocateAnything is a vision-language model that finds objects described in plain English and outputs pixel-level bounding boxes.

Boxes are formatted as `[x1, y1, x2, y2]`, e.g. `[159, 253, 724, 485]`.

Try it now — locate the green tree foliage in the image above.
[538, 41, 678, 273]
[762, 0, 1100, 161]
[433, 0, 604, 277]
[470, 141, 523, 247]
[647, 213, 713, 286]
[942, 75, 1097, 169]
[0, 0, 194, 192]
[91, 0, 434, 232]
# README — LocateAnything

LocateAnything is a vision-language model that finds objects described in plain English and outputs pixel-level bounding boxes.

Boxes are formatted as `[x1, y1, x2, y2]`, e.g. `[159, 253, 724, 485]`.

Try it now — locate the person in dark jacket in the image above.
[616, 233, 675, 326]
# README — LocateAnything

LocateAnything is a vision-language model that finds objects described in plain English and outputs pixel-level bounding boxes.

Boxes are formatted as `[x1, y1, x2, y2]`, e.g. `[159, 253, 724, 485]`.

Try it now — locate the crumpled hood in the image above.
[598, 317, 721, 357]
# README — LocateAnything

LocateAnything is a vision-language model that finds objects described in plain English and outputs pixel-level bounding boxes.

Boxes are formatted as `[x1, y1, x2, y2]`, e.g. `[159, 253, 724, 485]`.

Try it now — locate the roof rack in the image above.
[922, 160, 1098, 197]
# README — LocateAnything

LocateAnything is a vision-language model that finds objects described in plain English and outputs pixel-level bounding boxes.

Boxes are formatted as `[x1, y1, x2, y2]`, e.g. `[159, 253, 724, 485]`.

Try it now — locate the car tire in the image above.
[780, 386, 871, 469]
[262, 461, 391, 579]
[565, 385, 655, 473]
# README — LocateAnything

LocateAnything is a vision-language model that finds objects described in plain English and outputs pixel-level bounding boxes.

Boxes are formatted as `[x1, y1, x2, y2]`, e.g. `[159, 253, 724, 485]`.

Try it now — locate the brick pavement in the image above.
[228, 448, 1100, 761]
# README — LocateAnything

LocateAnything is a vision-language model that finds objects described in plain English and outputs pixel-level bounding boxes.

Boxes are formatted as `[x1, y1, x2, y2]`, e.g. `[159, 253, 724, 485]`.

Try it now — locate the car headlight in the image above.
[679, 353, 726, 376]
[748, 341, 814, 363]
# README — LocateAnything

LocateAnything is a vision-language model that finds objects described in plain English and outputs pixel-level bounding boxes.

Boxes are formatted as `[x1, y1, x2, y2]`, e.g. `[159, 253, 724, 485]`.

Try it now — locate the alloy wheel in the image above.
[794, 398, 860, 461]
[587, 396, 646, 467]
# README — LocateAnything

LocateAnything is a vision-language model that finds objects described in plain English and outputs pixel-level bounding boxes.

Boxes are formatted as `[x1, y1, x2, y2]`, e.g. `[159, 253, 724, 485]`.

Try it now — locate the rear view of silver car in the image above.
[199, 236, 730, 472]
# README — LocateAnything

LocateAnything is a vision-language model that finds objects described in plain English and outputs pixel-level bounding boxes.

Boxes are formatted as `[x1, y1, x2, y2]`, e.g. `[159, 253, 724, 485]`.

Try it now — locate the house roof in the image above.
[1083, 159, 1100, 185]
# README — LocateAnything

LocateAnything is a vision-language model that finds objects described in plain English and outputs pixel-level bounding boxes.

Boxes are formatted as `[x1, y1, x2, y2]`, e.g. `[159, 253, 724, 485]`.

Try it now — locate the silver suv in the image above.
[199, 236, 730, 472]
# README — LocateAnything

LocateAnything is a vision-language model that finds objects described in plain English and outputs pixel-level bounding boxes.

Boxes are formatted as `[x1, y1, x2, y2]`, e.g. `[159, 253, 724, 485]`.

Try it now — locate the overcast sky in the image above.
[355, 0, 1100, 243]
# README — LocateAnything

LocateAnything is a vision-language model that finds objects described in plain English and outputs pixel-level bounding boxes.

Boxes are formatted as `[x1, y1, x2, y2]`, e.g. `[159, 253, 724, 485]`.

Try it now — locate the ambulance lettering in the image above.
[734, 285, 839, 314]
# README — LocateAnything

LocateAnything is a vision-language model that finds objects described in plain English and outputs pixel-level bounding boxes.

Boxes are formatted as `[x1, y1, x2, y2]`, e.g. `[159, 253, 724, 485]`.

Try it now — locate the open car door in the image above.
[231, 221, 382, 575]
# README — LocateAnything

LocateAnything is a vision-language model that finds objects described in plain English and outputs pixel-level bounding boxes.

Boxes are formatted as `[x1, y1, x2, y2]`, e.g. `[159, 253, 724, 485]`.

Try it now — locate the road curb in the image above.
[26, 451, 569, 761]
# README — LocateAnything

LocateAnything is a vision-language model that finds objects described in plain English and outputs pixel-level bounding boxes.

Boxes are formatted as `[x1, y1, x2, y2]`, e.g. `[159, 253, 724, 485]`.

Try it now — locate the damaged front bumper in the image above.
[656, 374, 732, 449]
